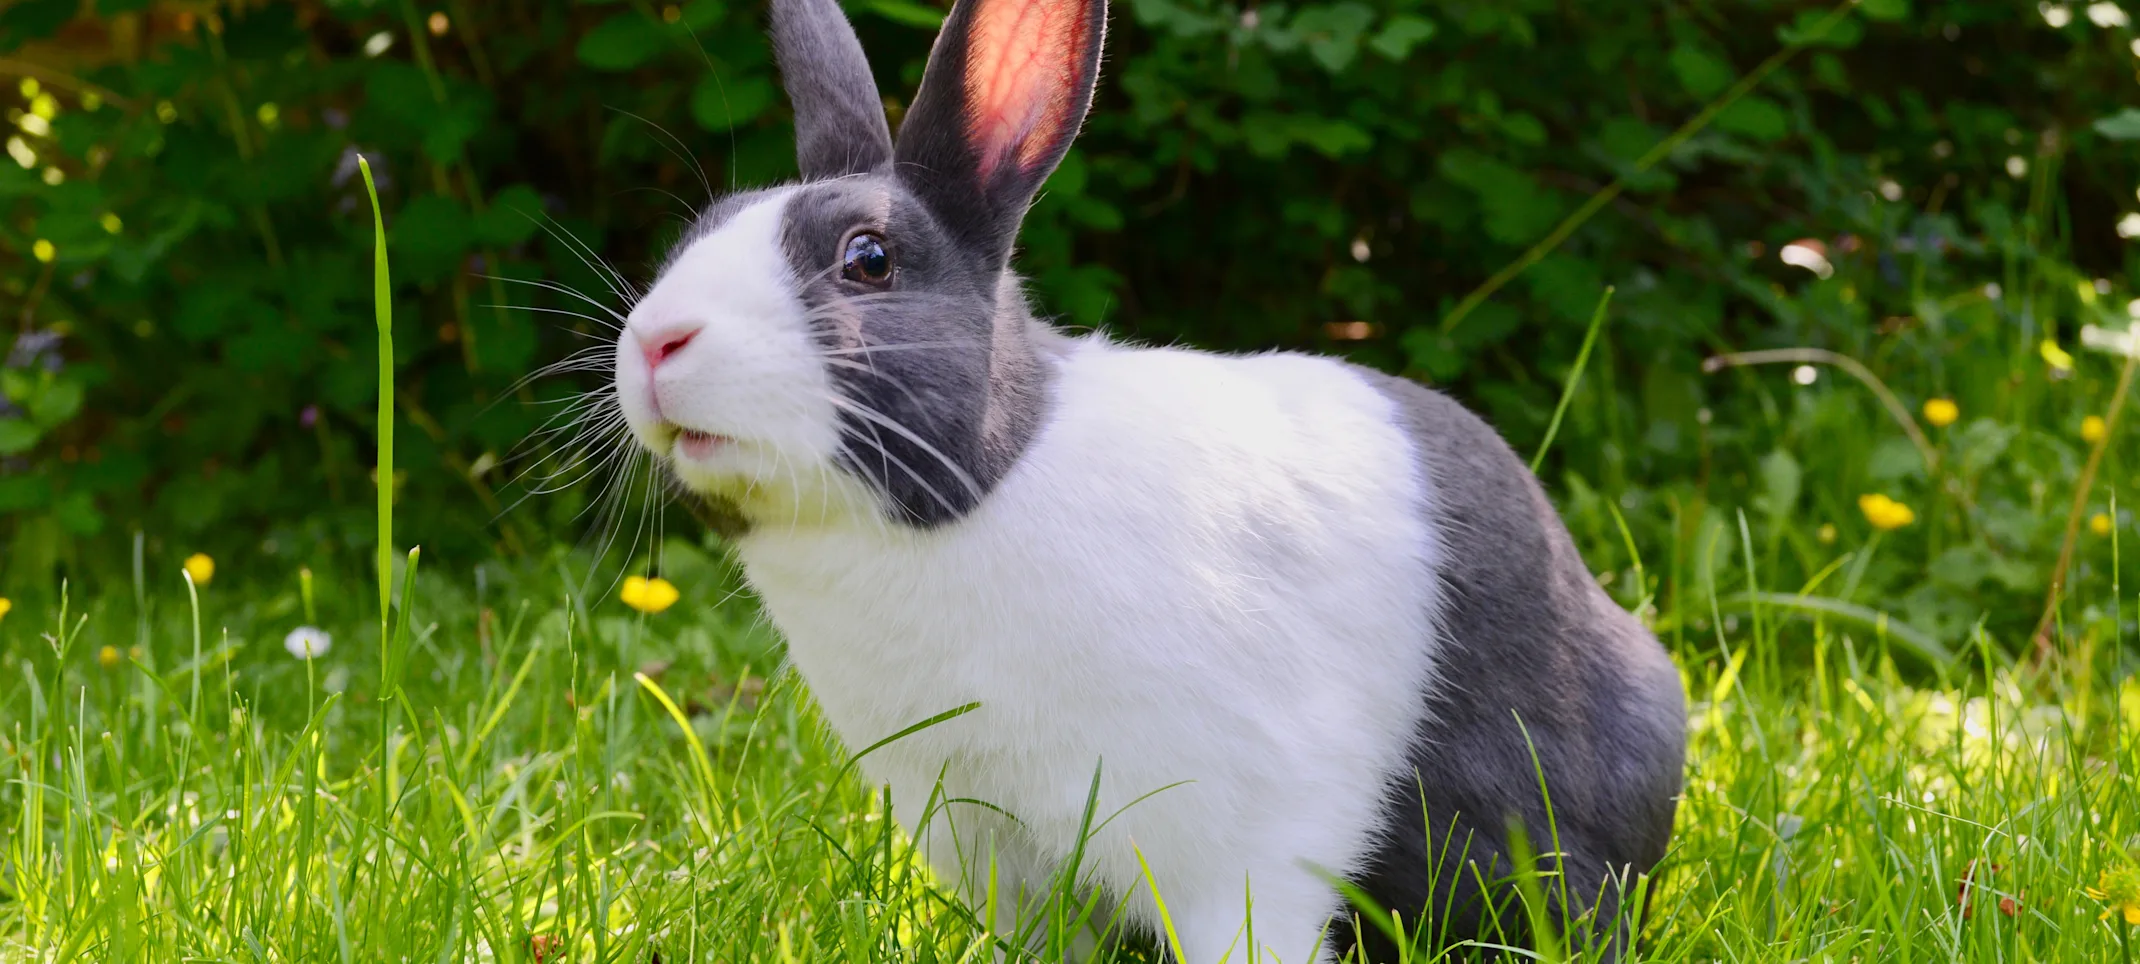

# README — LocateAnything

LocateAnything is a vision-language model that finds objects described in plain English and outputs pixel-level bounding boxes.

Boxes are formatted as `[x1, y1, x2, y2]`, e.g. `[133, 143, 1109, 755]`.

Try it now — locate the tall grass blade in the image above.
[357, 154, 394, 639]
[1531, 286, 1613, 474]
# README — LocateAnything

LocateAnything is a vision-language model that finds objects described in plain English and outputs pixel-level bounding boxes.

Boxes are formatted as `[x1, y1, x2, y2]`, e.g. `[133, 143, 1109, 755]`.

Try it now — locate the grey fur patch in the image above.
[1338, 369, 1687, 962]
[768, 0, 893, 180]
[776, 179, 1053, 526]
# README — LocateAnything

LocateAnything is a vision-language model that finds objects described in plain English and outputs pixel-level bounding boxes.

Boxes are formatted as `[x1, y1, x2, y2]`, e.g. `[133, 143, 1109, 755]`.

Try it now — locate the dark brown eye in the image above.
[841, 233, 892, 285]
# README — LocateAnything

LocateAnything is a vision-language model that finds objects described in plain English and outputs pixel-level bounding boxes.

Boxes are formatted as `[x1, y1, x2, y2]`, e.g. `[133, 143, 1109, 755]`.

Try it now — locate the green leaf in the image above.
[691, 74, 778, 132]
[421, 99, 491, 164]
[576, 12, 669, 70]
[1438, 149, 1564, 244]
[1866, 436, 1926, 480]
[1668, 44, 1733, 99]
[472, 301, 539, 372]
[1777, 9, 1862, 48]
[862, 0, 947, 28]
[29, 379, 83, 428]
[1757, 450, 1802, 518]
[2093, 108, 2140, 141]
[1858, 0, 1909, 19]
[1400, 327, 1468, 381]
[680, 0, 728, 29]
[390, 195, 475, 284]
[1368, 14, 1435, 60]
[1301, 118, 1371, 157]
[363, 64, 441, 130]
[476, 184, 545, 247]
[54, 490, 102, 537]
[0, 417, 41, 455]
[1716, 95, 1789, 141]
[1498, 112, 1546, 146]
[1291, 2, 1375, 74]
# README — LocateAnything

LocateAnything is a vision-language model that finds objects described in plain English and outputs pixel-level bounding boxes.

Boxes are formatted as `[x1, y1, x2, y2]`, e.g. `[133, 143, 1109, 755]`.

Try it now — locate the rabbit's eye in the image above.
[841, 233, 892, 285]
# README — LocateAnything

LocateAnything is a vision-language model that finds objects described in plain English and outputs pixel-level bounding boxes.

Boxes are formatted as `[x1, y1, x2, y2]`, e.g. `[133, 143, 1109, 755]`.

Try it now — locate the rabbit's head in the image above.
[614, 0, 1107, 533]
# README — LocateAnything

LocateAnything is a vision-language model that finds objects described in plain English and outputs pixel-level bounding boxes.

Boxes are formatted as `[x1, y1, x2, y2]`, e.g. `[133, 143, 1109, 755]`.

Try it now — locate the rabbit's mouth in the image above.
[673, 428, 734, 461]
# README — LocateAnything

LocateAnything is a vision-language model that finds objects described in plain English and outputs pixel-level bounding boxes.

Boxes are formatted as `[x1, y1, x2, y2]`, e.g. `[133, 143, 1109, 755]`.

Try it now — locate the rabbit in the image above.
[608, 0, 1688, 958]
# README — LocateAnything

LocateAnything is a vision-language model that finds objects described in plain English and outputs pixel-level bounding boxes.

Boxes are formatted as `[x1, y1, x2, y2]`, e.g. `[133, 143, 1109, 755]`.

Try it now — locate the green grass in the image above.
[2, 542, 2138, 962]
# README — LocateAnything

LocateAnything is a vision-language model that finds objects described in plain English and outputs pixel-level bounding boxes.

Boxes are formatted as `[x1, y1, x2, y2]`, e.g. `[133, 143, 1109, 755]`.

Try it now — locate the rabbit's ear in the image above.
[772, 0, 894, 180]
[892, 0, 1106, 264]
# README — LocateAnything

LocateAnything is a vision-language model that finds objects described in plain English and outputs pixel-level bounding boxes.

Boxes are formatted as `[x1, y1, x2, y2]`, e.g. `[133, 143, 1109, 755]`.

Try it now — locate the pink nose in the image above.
[639, 324, 701, 370]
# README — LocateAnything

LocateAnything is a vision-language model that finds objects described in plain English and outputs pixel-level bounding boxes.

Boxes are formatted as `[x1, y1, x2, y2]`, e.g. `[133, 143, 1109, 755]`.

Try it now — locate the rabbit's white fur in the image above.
[621, 191, 1451, 963]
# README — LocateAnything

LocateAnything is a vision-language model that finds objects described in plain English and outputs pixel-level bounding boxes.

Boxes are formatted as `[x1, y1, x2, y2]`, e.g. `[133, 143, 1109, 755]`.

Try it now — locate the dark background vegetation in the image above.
[4, 0, 2140, 657]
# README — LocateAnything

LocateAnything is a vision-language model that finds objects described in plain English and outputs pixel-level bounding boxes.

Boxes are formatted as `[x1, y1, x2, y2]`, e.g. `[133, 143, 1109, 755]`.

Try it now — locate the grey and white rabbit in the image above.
[609, 0, 1687, 958]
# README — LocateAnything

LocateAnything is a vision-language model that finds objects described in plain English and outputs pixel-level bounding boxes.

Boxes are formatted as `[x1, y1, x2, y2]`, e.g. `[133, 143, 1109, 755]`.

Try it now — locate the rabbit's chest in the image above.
[740, 531, 1150, 754]
[733, 344, 1452, 856]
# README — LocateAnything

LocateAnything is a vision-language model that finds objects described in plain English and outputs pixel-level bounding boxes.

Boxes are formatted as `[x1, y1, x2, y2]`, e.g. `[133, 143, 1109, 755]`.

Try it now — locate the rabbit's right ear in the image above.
[771, 0, 894, 180]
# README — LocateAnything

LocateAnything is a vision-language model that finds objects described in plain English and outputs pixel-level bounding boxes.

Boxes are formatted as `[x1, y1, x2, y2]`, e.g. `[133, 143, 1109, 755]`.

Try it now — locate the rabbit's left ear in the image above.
[893, 0, 1107, 264]
[772, 0, 894, 180]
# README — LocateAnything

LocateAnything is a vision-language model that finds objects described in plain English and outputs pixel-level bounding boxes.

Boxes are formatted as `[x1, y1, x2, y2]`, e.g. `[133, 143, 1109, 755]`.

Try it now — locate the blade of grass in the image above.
[1531, 286, 1614, 474]
[357, 154, 394, 641]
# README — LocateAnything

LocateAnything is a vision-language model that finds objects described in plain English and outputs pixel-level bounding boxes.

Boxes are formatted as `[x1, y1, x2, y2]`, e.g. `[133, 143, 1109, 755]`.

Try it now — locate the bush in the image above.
[3, 0, 2139, 651]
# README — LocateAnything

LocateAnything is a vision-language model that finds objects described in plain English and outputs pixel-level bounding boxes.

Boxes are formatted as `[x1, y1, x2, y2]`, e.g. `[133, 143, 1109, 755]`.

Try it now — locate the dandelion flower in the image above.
[0, 597, 10, 621]
[98, 645, 121, 669]
[1858, 493, 1916, 531]
[620, 575, 680, 614]
[2093, 512, 2114, 536]
[2082, 415, 2109, 444]
[2085, 866, 2140, 925]
[1923, 398, 1959, 427]
[284, 626, 332, 659]
[183, 553, 215, 586]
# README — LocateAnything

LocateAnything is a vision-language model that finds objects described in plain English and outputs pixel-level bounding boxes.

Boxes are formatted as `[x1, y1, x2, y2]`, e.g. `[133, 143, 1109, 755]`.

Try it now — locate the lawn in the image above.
[3, 523, 2138, 961]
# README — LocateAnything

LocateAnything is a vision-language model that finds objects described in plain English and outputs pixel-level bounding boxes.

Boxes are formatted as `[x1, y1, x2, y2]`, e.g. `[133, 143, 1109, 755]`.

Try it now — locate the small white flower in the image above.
[2117, 212, 2140, 239]
[284, 626, 332, 659]
[2042, 1, 2074, 26]
[1779, 240, 1834, 279]
[2087, 2, 2130, 27]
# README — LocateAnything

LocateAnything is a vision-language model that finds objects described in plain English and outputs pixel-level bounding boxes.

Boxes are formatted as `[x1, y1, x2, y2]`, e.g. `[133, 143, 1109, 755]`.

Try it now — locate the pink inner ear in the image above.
[964, 0, 1090, 180]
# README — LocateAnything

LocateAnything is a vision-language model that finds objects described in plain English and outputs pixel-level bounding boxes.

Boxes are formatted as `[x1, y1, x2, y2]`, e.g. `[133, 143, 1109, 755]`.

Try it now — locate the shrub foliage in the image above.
[3, 0, 2139, 649]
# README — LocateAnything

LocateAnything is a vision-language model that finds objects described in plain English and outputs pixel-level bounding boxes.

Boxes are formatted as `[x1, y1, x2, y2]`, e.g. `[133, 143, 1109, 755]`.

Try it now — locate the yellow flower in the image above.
[31, 239, 54, 264]
[1922, 398, 1959, 428]
[2093, 513, 2115, 536]
[620, 576, 679, 614]
[2082, 415, 2109, 444]
[2042, 338, 2076, 372]
[98, 645, 121, 669]
[1817, 523, 1837, 545]
[183, 553, 215, 586]
[0, 597, 10, 621]
[2085, 866, 2140, 925]
[1858, 493, 1916, 531]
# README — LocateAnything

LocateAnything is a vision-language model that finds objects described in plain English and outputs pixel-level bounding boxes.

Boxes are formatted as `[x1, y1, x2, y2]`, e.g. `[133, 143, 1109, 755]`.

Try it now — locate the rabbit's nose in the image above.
[638, 324, 702, 370]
